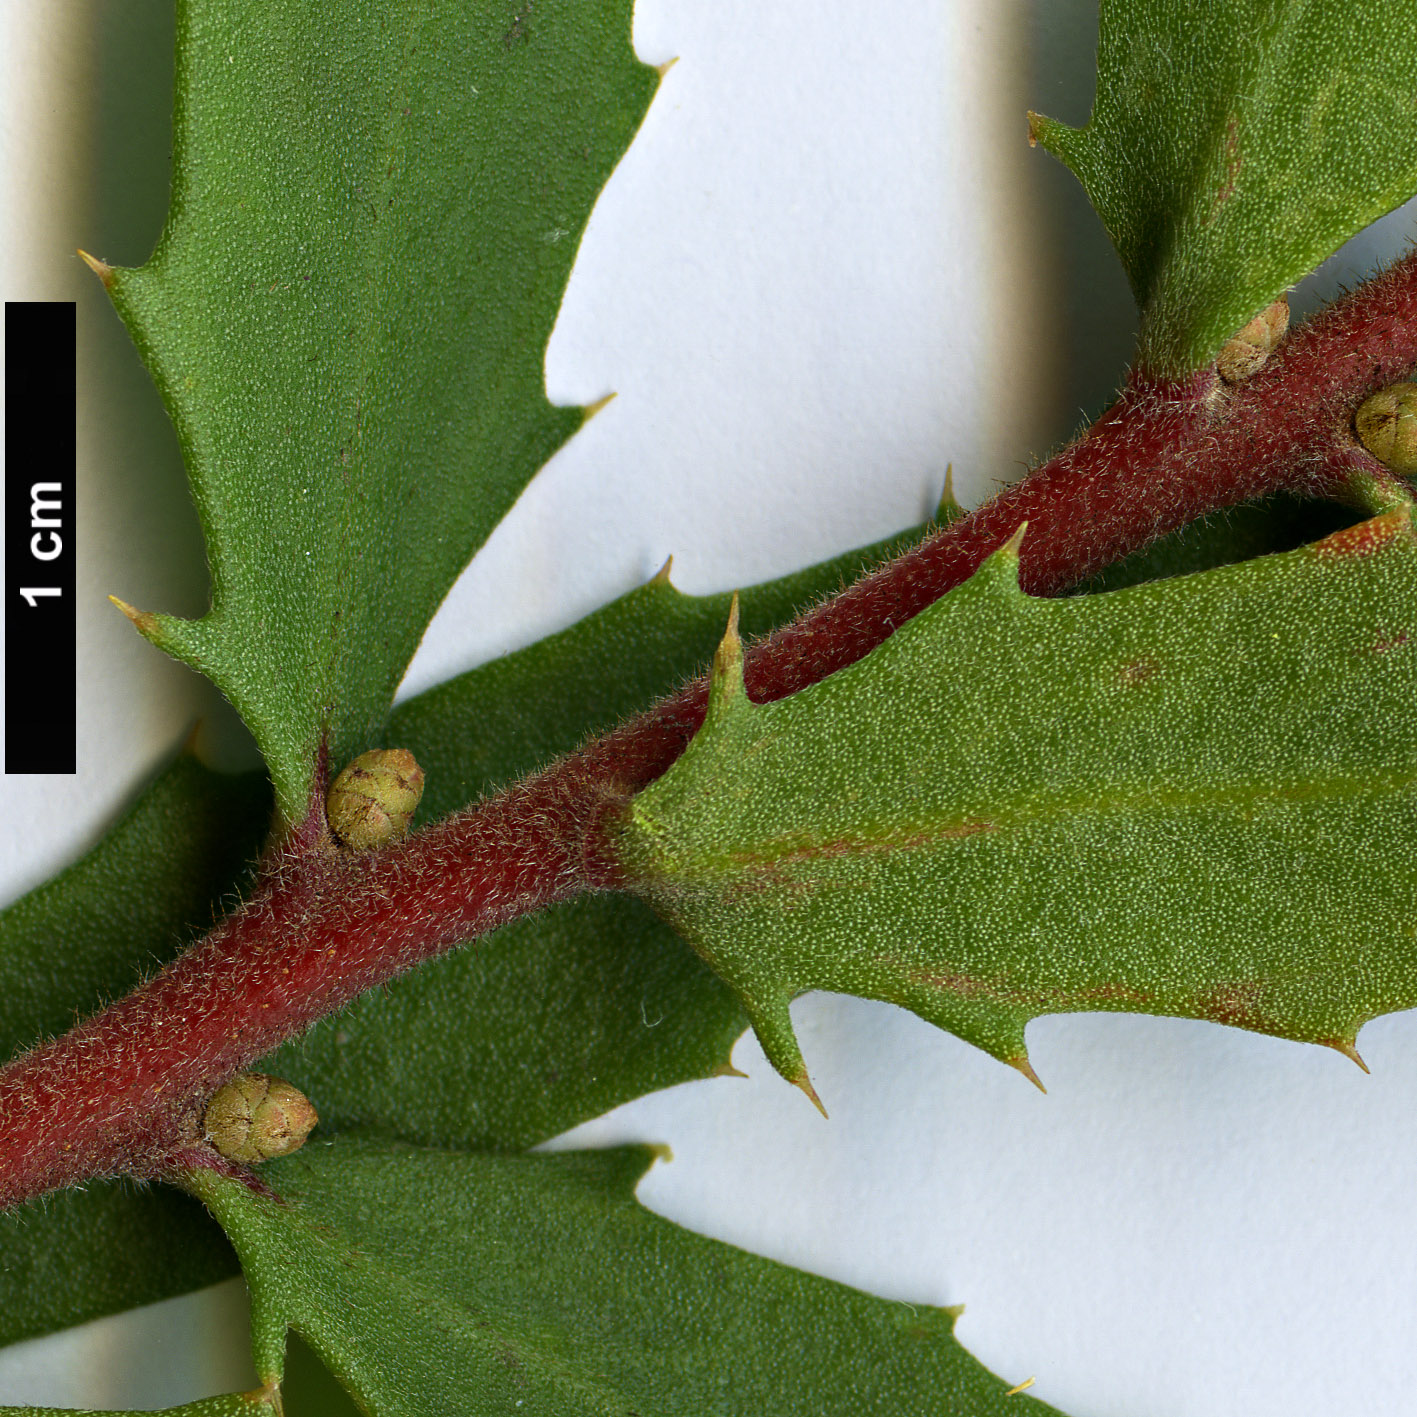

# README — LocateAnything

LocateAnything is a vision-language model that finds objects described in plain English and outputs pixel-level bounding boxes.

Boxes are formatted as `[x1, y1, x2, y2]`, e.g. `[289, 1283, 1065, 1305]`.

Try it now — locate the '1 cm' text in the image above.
[19, 482, 63, 607]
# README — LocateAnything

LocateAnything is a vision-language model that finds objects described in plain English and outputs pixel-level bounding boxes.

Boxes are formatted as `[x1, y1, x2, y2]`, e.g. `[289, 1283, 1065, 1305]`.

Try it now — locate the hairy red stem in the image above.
[1, 254, 1413, 1209]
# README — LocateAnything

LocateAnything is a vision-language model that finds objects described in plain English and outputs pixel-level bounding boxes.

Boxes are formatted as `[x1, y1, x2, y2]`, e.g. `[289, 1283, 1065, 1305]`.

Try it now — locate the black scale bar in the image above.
[5, 302, 76, 774]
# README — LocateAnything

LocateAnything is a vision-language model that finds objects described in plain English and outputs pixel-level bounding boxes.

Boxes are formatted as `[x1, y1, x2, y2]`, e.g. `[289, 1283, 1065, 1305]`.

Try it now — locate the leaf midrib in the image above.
[662, 760, 1417, 881]
[323, 2, 426, 736]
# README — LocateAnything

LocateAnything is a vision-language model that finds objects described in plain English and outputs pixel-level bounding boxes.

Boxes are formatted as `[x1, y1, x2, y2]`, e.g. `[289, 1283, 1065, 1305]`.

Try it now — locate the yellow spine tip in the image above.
[77, 249, 114, 288]
[710, 592, 744, 691]
[1326, 1038, 1370, 1074]
[656, 56, 680, 78]
[107, 594, 158, 635]
[582, 391, 617, 424]
[711, 1059, 750, 1079]
[1005, 1377, 1037, 1397]
[650, 554, 674, 587]
[792, 1067, 829, 1119]
[935, 464, 964, 524]
[1000, 521, 1029, 559]
[647, 1142, 675, 1165]
[724, 590, 741, 645]
[1007, 1054, 1047, 1093]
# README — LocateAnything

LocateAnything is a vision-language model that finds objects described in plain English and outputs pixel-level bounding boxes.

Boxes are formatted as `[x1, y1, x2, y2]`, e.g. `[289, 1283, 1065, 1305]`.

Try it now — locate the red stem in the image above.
[1, 253, 1414, 1210]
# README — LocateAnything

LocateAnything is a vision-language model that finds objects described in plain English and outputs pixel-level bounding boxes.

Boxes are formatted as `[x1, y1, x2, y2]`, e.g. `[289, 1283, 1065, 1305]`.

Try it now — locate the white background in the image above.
[2, 1, 1416, 1412]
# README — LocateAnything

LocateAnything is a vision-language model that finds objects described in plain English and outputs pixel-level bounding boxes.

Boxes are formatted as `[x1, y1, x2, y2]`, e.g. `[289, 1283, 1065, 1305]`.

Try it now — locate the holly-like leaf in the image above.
[0, 529, 925, 1343]
[1029, 0, 1417, 376]
[104, 0, 658, 824]
[614, 511, 1417, 1096]
[183, 1136, 1060, 1416]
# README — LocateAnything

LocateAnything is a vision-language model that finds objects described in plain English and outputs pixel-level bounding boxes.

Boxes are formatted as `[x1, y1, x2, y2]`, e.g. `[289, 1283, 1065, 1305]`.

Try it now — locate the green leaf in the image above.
[105, 0, 658, 823]
[0, 528, 925, 1339]
[614, 511, 1417, 1093]
[183, 1136, 1060, 1416]
[1030, 0, 1417, 376]
[0, 1184, 237, 1354]
[0, 1396, 272, 1417]
[0, 754, 269, 1345]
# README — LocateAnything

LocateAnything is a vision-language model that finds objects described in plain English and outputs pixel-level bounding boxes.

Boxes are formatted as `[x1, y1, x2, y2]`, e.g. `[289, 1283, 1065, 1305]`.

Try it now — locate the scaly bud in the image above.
[1216, 295, 1289, 383]
[326, 748, 424, 849]
[1355, 381, 1417, 477]
[204, 1073, 318, 1164]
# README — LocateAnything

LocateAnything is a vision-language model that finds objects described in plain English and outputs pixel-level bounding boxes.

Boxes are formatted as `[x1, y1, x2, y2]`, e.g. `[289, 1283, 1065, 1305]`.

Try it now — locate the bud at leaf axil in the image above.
[204, 1073, 318, 1164]
[1355, 381, 1417, 478]
[326, 748, 425, 848]
[1216, 296, 1289, 383]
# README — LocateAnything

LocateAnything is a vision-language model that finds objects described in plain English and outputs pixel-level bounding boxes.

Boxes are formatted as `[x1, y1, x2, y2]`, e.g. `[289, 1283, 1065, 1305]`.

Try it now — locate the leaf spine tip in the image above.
[791, 1066, 829, 1118]
[1324, 1038, 1369, 1074]
[724, 589, 740, 642]
[1007, 1054, 1046, 1093]
[1005, 1377, 1038, 1397]
[711, 1058, 749, 1079]
[107, 593, 158, 636]
[650, 553, 674, 587]
[708, 593, 745, 707]
[647, 1142, 674, 1164]
[581, 391, 617, 424]
[935, 463, 964, 525]
[77, 248, 113, 288]
[655, 56, 680, 78]
[999, 521, 1028, 560]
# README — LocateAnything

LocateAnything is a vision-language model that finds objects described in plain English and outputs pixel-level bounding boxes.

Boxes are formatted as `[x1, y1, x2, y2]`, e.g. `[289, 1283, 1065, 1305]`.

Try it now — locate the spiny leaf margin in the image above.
[1030, 0, 1417, 376]
[104, 0, 659, 823]
[615, 510, 1417, 1095]
[182, 1135, 1064, 1416]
